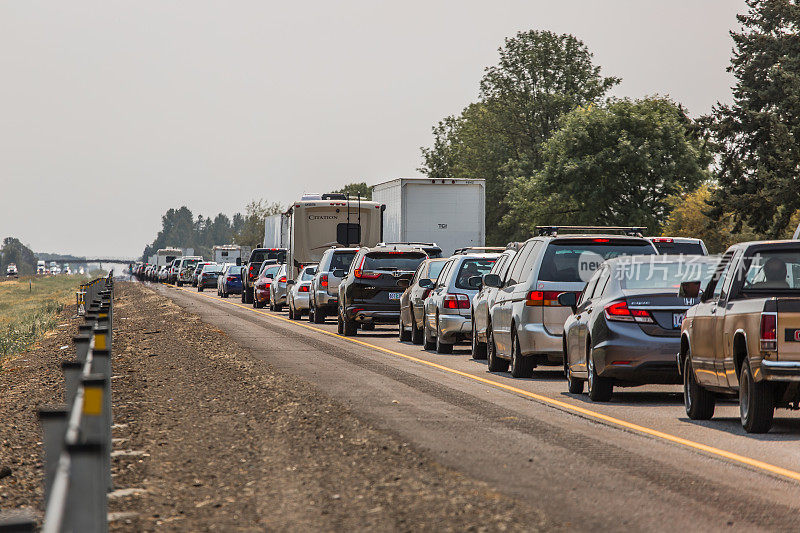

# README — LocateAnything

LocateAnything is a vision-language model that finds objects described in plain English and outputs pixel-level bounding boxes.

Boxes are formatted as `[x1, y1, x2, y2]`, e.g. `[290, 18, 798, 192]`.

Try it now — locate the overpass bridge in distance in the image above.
[47, 258, 136, 265]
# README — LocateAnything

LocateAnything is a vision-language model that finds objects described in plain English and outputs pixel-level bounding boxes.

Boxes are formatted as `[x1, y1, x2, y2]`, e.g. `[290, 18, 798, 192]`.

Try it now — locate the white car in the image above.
[288, 264, 317, 320]
[6, 263, 18, 276]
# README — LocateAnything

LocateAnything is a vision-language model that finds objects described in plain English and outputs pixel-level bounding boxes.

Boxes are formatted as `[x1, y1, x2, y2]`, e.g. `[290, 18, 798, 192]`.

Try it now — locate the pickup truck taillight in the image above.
[320, 274, 329, 288]
[299, 285, 309, 293]
[443, 294, 470, 309]
[604, 300, 655, 324]
[526, 291, 565, 307]
[760, 312, 778, 352]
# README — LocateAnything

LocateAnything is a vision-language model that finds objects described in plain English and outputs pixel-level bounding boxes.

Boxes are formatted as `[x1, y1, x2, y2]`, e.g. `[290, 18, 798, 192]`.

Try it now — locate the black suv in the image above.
[241, 247, 287, 303]
[336, 245, 428, 336]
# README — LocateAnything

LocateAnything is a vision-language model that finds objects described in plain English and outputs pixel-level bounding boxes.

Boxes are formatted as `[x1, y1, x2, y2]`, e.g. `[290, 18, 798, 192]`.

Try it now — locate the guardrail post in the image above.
[90, 349, 113, 490]
[61, 361, 83, 406]
[80, 374, 111, 493]
[63, 441, 107, 533]
[38, 406, 68, 502]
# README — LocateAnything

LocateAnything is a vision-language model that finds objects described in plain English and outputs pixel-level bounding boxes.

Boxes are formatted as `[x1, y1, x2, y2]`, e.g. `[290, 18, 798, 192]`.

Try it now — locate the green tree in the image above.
[234, 199, 284, 248]
[507, 97, 711, 235]
[707, 0, 800, 237]
[662, 184, 760, 253]
[333, 182, 372, 200]
[420, 30, 619, 243]
[1, 237, 37, 275]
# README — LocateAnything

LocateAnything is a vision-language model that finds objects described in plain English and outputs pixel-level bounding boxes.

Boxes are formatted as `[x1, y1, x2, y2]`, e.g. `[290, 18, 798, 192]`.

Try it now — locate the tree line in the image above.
[419, 0, 800, 252]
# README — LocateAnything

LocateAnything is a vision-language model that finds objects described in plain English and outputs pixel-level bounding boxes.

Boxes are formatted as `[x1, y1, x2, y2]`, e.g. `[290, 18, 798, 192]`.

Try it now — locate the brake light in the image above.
[320, 274, 329, 288]
[443, 294, 470, 309]
[760, 313, 777, 352]
[525, 291, 565, 306]
[592, 238, 610, 243]
[651, 238, 674, 243]
[279, 276, 286, 283]
[353, 256, 381, 279]
[226, 276, 237, 282]
[604, 301, 654, 323]
[299, 285, 309, 293]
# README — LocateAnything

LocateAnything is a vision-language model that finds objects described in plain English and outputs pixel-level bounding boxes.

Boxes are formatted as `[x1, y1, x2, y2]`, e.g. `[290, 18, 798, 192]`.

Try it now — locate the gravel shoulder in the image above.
[104, 281, 547, 531]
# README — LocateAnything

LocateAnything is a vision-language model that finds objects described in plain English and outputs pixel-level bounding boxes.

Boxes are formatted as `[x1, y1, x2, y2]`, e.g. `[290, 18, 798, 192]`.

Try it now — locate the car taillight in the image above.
[604, 300, 654, 324]
[525, 291, 565, 306]
[320, 274, 328, 288]
[443, 294, 470, 309]
[760, 313, 777, 352]
[299, 285, 309, 293]
[279, 276, 286, 283]
[227, 276, 236, 282]
[353, 256, 381, 279]
[651, 238, 674, 243]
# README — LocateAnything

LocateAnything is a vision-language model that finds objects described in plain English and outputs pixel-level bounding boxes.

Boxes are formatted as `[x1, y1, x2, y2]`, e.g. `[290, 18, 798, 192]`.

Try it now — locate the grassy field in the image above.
[0, 275, 85, 357]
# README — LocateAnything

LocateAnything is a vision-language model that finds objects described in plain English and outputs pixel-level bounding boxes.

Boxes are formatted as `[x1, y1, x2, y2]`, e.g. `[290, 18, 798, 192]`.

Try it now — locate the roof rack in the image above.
[453, 246, 506, 255]
[535, 226, 647, 237]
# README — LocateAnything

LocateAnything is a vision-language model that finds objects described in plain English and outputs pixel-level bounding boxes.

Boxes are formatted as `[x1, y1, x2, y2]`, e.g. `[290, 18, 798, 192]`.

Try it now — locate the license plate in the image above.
[388, 292, 402, 300]
[673, 313, 685, 329]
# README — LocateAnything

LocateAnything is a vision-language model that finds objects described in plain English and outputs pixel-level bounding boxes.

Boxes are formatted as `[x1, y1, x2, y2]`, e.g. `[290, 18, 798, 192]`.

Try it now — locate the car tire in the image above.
[486, 325, 509, 372]
[423, 318, 436, 351]
[471, 319, 487, 360]
[435, 318, 453, 354]
[198, 286, 203, 292]
[288, 304, 295, 320]
[683, 350, 715, 420]
[410, 313, 423, 345]
[564, 347, 584, 394]
[509, 330, 534, 378]
[241, 290, 246, 303]
[337, 310, 344, 335]
[399, 316, 411, 342]
[739, 360, 774, 433]
[176, 281, 182, 287]
[253, 297, 261, 309]
[342, 312, 357, 337]
[222, 292, 229, 299]
[275, 303, 284, 312]
[313, 306, 326, 324]
[587, 347, 613, 402]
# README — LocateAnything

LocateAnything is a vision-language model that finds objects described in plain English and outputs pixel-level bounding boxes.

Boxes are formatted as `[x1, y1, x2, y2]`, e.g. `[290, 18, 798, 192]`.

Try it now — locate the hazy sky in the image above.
[1, 1, 747, 257]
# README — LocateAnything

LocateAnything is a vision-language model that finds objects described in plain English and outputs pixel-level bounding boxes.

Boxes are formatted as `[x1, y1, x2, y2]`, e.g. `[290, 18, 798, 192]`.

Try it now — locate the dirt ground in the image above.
[1, 281, 547, 531]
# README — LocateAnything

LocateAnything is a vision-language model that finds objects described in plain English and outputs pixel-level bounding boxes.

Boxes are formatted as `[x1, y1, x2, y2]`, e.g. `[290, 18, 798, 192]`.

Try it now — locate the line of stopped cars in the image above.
[283, 226, 800, 434]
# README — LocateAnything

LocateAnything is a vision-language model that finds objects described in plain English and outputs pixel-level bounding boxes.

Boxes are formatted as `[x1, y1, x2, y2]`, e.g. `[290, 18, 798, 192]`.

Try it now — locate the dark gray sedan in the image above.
[560, 255, 717, 402]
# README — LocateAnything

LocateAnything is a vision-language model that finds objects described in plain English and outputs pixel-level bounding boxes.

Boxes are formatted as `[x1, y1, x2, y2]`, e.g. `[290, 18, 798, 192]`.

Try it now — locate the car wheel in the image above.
[307, 305, 315, 323]
[275, 303, 284, 312]
[471, 318, 487, 360]
[587, 347, 613, 402]
[509, 330, 534, 378]
[241, 290, 246, 303]
[337, 310, 344, 335]
[198, 285, 204, 292]
[739, 360, 774, 433]
[683, 349, 715, 420]
[399, 315, 411, 342]
[222, 292, 229, 299]
[564, 344, 584, 394]
[288, 303, 295, 320]
[313, 306, 326, 324]
[410, 311, 423, 345]
[176, 281, 182, 287]
[486, 325, 509, 372]
[435, 317, 453, 354]
[423, 316, 436, 350]
[342, 312, 357, 337]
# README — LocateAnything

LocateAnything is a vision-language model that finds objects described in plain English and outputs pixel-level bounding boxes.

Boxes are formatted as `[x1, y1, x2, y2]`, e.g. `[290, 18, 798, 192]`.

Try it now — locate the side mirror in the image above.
[679, 281, 701, 299]
[332, 269, 347, 278]
[397, 278, 410, 289]
[468, 275, 483, 290]
[557, 292, 578, 312]
[483, 274, 501, 288]
[286, 279, 295, 286]
[418, 278, 434, 289]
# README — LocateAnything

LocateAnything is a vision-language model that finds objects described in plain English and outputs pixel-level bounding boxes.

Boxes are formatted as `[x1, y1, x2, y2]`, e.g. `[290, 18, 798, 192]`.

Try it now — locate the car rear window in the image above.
[227, 266, 243, 275]
[183, 259, 200, 268]
[539, 240, 656, 282]
[427, 260, 446, 280]
[455, 259, 497, 289]
[261, 265, 281, 278]
[617, 258, 717, 290]
[742, 250, 800, 290]
[652, 241, 705, 255]
[300, 268, 316, 281]
[250, 249, 286, 263]
[330, 252, 357, 271]
[363, 252, 427, 272]
[202, 264, 222, 273]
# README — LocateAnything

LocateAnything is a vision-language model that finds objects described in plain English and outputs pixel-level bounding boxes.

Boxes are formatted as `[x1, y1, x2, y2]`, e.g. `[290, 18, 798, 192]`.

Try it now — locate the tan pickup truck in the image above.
[679, 241, 800, 433]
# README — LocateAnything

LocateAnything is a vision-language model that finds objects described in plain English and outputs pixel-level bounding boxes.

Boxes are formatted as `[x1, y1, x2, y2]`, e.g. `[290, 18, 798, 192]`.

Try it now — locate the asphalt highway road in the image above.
[158, 283, 800, 531]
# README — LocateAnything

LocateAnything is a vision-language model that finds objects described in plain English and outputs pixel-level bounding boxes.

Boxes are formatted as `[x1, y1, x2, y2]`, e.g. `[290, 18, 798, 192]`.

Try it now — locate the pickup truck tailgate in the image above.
[778, 298, 800, 360]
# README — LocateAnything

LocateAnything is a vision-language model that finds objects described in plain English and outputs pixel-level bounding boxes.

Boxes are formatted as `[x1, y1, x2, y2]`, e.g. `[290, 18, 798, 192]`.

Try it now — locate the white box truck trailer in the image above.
[155, 248, 182, 267]
[371, 178, 485, 257]
[263, 214, 290, 249]
[212, 245, 251, 265]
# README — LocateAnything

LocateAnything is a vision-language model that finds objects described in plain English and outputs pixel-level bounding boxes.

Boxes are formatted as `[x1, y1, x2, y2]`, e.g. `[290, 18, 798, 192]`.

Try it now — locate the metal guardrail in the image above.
[0, 273, 114, 532]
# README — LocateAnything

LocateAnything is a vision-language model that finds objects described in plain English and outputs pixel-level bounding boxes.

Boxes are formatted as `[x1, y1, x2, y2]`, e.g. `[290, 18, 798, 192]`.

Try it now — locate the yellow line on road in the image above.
[178, 287, 800, 484]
